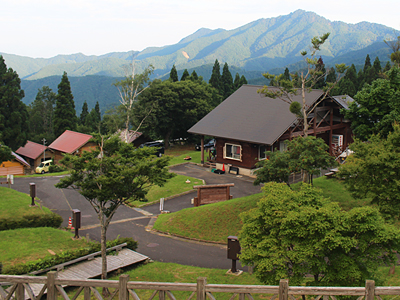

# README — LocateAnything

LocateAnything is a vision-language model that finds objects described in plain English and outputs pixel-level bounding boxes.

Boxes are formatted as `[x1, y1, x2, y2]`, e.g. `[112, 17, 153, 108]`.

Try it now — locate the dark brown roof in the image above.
[49, 130, 93, 154]
[16, 140, 47, 160]
[188, 85, 325, 145]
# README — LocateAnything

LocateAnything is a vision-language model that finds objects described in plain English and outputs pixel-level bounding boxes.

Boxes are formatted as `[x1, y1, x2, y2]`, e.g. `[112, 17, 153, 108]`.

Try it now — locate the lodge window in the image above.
[259, 145, 267, 160]
[279, 141, 288, 152]
[224, 143, 242, 161]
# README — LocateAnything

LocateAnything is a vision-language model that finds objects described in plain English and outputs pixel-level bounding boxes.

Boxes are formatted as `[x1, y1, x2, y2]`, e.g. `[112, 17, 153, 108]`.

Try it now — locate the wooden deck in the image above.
[26, 248, 148, 299]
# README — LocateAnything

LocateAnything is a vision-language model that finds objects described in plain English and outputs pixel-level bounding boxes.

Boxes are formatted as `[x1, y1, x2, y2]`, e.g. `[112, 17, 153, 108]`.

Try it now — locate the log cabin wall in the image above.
[215, 138, 261, 169]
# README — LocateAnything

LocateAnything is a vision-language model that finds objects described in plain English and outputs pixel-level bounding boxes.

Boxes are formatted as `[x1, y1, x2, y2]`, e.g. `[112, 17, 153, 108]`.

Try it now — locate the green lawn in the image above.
[0, 227, 89, 269]
[0, 186, 52, 219]
[153, 193, 262, 243]
[127, 174, 203, 207]
[154, 177, 371, 243]
[294, 176, 371, 211]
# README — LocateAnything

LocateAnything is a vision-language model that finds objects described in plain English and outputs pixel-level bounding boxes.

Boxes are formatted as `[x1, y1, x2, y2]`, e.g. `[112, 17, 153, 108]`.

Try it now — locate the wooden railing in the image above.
[1, 273, 399, 300]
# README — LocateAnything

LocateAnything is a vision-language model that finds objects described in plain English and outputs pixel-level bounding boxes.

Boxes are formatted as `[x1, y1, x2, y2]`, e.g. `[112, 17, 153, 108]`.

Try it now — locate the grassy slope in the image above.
[0, 187, 52, 219]
[154, 177, 370, 243]
[0, 227, 89, 268]
[154, 193, 262, 243]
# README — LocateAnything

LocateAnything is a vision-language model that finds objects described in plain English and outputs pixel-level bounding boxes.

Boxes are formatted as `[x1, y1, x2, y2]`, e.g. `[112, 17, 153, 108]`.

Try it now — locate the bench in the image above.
[193, 183, 234, 207]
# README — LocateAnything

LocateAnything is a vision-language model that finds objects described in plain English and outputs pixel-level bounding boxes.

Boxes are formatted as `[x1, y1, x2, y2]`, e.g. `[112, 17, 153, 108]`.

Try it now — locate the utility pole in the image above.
[42, 138, 47, 161]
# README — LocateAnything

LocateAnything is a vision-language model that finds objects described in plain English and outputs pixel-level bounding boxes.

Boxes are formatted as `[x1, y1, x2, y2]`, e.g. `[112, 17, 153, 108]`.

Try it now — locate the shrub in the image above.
[0, 213, 63, 231]
[3, 237, 138, 275]
[49, 164, 66, 173]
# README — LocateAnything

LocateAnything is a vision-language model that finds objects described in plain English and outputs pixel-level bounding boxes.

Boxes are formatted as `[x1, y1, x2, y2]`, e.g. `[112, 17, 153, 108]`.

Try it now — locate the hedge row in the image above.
[3, 237, 138, 275]
[0, 213, 63, 231]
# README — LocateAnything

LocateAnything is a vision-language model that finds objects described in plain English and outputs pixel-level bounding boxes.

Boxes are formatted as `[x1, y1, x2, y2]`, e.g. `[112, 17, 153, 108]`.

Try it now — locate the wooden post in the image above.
[159, 290, 165, 300]
[47, 271, 57, 300]
[16, 283, 24, 300]
[197, 277, 207, 300]
[119, 274, 129, 300]
[329, 107, 333, 155]
[279, 279, 288, 300]
[86, 233, 90, 243]
[239, 293, 245, 300]
[201, 136, 205, 165]
[365, 280, 375, 300]
[84, 287, 91, 300]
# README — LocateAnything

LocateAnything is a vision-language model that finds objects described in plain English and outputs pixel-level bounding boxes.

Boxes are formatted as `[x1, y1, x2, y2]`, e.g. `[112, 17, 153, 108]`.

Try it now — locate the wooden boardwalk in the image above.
[26, 249, 149, 299]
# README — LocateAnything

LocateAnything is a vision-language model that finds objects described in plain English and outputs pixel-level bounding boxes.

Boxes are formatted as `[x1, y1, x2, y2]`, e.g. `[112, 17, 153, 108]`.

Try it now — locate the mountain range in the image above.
[1, 9, 399, 112]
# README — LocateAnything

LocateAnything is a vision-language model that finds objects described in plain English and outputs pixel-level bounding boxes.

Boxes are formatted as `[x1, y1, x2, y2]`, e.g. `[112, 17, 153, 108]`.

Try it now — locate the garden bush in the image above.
[0, 213, 63, 231]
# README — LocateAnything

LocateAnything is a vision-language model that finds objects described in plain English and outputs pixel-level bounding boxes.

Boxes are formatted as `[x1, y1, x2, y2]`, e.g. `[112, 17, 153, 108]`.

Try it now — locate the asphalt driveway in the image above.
[9, 163, 261, 270]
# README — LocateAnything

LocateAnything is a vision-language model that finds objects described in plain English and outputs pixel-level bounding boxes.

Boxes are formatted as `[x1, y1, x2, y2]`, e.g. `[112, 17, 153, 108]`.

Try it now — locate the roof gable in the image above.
[188, 85, 325, 145]
[16, 141, 47, 160]
[12, 151, 30, 167]
[49, 130, 93, 154]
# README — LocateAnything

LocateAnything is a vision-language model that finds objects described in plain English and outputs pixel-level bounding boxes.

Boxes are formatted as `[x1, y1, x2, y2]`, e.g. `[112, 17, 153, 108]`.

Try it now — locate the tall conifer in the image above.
[54, 72, 77, 137]
[221, 62, 234, 99]
[0, 56, 28, 150]
[209, 59, 222, 94]
[169, 65, 178, 82]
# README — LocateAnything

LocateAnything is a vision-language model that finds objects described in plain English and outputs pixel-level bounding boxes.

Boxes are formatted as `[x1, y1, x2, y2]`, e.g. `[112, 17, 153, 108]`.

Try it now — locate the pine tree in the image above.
[180, 69, 190, 81]
[54, 72, 77, 137]
[373, 56, 382, 74]
[326, 68, 337, 83]
[28, 86, 56, 144]
[364, 54, 372, 73]
[282, 68, 291, 81]
[189, 70, 199, 81]
[233, 73, 241, 90]
[313, 57, 326, 89]
[221, 62, 234, 99]
[0, 55, 28, 150]
[239, 75, 248, 86]
[169, 65, 178, 82]
[80, 101, 89, 125]
[383, 61, 392, 73]
[209, 59, 222, 94]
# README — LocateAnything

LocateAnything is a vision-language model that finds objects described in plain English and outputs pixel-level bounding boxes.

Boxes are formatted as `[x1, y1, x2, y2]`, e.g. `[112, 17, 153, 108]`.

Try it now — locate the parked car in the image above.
[195, 139, 215, 151]
[139, 141, 165, 157]
[35, 160, 52, 174]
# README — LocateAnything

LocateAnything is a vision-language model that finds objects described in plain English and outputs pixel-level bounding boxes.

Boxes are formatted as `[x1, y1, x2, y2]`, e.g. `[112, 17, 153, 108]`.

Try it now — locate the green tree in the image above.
[233, 73, 241, 90]
[101, 105, 126, 134]
[255, 136, 336, 185]
[180, 69, 190, 81]
[0, 144, 13, 164]
[28, 86, 57, 144]
[135, 79, 214, 148]
[282, 68, 291, 81]
[259, 33, 347, 137]
[80, 101, 89, 125]
[169, 64, 178, 82]
[385, 35, 400, 66]
[313, 57, 326, 89]
[113, 63, 154, 143]
[344, 66, 400, 140]
[0, 56, 29, 150]
[56, 135, 174, 286]
[364, 54, 372, 73]
[338, 123, 400, 219]
[85, 102, 102, 133]
[240, 182, 400, 286]
[54, 72, 77, 137]
[221, 62, 234, 99]
[189, 70, 199, 81]
[209, 59, 222, 94]
[337, 64, 358, 97]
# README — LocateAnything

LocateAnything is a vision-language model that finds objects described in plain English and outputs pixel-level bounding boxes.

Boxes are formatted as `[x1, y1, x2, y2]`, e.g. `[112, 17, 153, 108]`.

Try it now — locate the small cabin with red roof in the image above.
[16, 140, 54, 171]
[48, 130, 97, 164]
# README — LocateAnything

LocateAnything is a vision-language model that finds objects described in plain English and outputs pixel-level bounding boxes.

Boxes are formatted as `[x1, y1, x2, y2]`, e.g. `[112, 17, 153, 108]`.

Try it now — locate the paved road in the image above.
[10, 164, 261, 270]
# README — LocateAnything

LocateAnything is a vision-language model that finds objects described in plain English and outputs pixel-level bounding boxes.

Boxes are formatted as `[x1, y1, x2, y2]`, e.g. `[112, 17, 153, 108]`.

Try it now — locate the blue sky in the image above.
[1, 0, 399, 58]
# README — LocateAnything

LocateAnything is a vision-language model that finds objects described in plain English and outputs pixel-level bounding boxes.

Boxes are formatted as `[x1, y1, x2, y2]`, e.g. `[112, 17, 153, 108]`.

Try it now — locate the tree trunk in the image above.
[124, 113, 130, 143]
[164, 130, 172, 150]
[100, 215, 110, 296]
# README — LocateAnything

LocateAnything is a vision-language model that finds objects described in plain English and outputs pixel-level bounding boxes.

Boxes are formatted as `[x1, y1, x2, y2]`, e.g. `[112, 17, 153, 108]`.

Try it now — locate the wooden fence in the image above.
[1, 273, 400, 300]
